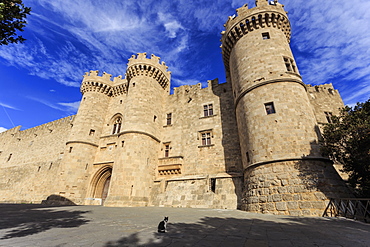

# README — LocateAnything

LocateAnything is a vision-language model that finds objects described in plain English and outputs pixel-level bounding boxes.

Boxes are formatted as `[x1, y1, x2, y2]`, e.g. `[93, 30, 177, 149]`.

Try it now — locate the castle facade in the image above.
[0, 0, 351, 216]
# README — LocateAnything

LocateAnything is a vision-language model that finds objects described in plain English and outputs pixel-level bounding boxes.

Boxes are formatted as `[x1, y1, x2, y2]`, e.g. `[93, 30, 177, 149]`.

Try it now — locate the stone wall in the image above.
[0, 116, 74, 203]
[306, 83, 344, 126]
[243, 160, 352, 216]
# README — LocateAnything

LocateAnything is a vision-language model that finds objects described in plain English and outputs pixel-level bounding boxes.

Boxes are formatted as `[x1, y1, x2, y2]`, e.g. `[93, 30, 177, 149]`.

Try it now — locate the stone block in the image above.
[266, 203, 275, 211]
[287, 201, 299, 210]
[272, 194, 282, 202]
[275, 202, 287, 211]
[282, 194, 294, 201]
[299, 201, 312, 209]
[288, 210, 303, 216]
[301, 193, 315, 201]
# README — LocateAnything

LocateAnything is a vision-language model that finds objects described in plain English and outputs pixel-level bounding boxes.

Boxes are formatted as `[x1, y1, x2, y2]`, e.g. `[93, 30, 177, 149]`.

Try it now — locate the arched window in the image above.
[112, 117, 122, 134]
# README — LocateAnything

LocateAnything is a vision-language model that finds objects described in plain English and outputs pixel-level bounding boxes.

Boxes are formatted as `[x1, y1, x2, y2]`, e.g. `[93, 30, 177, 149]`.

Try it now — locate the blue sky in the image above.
[0, 0, 369, 132]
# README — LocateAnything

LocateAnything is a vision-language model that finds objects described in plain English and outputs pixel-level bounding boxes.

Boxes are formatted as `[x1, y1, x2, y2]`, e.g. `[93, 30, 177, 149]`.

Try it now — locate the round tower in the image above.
[59, 71, 113, 204]
[104, 53, 171, 207]
[221, 0, 350, 216]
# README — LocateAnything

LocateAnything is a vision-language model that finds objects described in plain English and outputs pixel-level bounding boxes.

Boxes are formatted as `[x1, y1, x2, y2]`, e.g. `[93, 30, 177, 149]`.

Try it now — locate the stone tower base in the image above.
[242, 160, 352, 216]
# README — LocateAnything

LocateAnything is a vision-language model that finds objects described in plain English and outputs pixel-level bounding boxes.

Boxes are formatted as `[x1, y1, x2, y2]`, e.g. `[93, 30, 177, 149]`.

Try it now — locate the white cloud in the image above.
[0, 127, 7, 133]
[58, 101, 80, 113]
[27, 96, 79, 114]
[0, 102, 19, 110]
[158, 12, 184, 38]
[0, 0, 369, 107]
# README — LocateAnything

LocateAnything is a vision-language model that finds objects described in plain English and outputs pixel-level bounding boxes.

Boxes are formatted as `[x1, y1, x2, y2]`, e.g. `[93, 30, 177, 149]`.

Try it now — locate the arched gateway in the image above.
[88, 165, 112, 205]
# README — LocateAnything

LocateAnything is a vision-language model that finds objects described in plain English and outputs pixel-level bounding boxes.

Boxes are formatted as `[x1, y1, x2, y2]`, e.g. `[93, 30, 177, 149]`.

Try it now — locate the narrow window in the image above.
[121, 141, 125, 147]
[203, 104, 213, 117]
[112, 117, 122, 134]
[265, 102, 276, 115]
[210, 178, 216, 193]
[7, 153, 12, 162]
[89, 129, 95, 136]
[325, 112, 333, 123]
[283, 57, 297, 73]
[120, 100, 123, 104]
[69, 147, 73, 153]
[262, 32, 270, 40]
[201, 132, 212, 146]
[164, 143, 170, 157]
[154, 115, 157, 122]
[284, 57, 292, 72]
[166, 113, 172, 125]
[246, 152, 250, 163]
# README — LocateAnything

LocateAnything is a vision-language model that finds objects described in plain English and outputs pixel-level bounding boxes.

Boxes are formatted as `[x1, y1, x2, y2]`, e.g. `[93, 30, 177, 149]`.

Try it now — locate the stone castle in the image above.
[0, 0, 351, 216]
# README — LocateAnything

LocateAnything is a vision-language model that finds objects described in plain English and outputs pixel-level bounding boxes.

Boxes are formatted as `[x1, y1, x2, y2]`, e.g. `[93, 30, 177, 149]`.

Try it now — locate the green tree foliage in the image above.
[322, 99, 370, 197]
[0, 0, 31, 45]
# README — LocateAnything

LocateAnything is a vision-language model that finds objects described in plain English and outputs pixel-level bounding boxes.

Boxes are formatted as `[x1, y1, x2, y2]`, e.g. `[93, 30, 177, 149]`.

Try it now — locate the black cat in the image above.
[157, 216, 168, 233]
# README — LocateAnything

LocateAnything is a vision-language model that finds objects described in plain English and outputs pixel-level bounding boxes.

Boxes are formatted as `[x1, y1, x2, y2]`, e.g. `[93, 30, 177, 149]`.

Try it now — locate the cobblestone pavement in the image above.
[0, 204, 369, 247]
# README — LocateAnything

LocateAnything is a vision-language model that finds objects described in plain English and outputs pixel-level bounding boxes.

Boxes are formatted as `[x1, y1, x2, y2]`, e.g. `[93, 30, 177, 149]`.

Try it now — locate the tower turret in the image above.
[59, 71, 125, 204]
[103, 53, 171, 207]
[222, 1, 351, 215]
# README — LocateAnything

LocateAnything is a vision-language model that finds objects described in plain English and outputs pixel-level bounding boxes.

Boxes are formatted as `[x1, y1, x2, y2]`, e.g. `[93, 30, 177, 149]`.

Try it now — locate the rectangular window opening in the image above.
[69, 147, 73, 153]
[89, 129, 95, 136]
[210, 178, 216, 193]
[166, 113, 172, 125]
[201, 132, 212, 146]
[325, 112, 333, 123]
[284, 57, 297, 73]
[203, 104, 213, 117]
[265, 102, 276, 115]
[164, 144, 170, 157]
[262, 32, 270, 40]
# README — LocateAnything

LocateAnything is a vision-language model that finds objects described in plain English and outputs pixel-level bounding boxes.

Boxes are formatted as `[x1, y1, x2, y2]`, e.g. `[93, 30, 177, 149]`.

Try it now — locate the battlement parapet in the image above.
[306, 83, 339, 96]
[0, 116, 75, 140]
[221, 1, 290, 76]
[172, 79, 222, 96]
[81, 71, 127, 96]
[126, 53, 171, 90]
[0, 126, 21, 138]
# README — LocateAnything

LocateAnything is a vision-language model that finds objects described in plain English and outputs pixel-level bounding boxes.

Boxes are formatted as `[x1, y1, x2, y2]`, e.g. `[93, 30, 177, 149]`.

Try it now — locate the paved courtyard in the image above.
[0, 204, 369, 246]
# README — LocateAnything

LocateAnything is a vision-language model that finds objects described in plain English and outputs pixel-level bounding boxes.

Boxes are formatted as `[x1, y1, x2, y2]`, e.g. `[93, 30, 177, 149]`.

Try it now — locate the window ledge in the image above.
[199, 114, 217, 119]
[159, 156, 184, 160]
[163, 124, 173, 128]
[198, 144, 215, 148]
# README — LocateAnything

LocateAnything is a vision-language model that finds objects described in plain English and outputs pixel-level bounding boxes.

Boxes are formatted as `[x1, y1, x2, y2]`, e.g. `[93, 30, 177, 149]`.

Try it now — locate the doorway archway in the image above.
[90, 165, 112, 205]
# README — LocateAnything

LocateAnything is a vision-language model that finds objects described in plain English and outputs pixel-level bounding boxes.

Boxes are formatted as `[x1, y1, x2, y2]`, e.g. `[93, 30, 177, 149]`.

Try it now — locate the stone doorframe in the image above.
[86, 165, 112, 205]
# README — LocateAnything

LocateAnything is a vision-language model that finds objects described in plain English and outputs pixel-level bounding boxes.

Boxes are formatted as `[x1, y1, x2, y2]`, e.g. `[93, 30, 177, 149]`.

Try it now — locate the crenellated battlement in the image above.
[306, 83, 339, 96]
[0, 116, 75, 140]
[221, 1, 290, 76]
[172, 79, 222, 96]
[126, 53, 171, 90]
[81, 70, 127, 96]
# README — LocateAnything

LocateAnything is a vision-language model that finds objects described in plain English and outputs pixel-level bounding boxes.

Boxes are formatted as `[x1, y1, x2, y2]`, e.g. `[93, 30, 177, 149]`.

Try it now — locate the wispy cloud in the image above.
[0, 102, 19, 110]
[27, 96, 79, 114]
[58, 101, 80, 113]
[0, 127, 7, 133]
[284, 0, 370, 104]
[0, 0, 369, 108]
